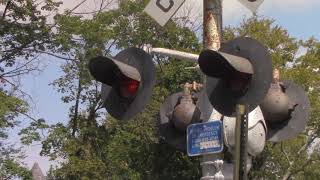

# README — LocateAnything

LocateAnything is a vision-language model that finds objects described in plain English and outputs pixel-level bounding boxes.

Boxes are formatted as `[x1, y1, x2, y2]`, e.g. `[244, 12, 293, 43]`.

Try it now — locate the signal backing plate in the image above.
[267, 80, 310, 142]
[98, 48, 156, 120]
[206, 37, 273, 116]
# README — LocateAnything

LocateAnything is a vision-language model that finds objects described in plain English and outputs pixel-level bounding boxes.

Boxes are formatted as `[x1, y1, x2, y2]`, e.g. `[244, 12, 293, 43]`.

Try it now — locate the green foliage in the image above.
[0, 159, 32, 180]
[0, 91, 28, 138]
[158, 60, 201, 94]
[19, 118, 49, 145]
[0, 1, 61, 178]
[0, 142, 31, 179]
[0, 0, 61, 65]
[0, 90, 31, 180]
[250, 136, 311, 179]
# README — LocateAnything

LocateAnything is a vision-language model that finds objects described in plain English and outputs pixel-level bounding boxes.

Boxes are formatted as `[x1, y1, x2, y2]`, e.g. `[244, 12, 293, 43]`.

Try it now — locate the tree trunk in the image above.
[72, 78, 82, 136]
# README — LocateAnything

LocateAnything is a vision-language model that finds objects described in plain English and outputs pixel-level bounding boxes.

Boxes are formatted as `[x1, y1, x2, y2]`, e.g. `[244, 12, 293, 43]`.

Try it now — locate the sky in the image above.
[3, 0, 320, 175]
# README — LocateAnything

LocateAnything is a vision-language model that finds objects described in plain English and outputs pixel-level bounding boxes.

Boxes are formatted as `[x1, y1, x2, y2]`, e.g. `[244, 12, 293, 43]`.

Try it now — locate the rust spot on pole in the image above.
[273, 68, 280, 83]
[203, 0, 222, 51]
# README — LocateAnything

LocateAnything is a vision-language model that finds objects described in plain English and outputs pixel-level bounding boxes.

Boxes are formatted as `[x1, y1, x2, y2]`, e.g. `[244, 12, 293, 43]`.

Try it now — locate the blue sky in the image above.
[4, 0, 320, 174]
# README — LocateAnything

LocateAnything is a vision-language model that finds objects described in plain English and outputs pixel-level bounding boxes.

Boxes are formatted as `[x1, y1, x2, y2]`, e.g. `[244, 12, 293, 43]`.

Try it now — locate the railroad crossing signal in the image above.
[260, 72, 310, 142]
[86, 0, 311, 179]
[88, 40, 310, 180]
[88, 38, 310, 146]
[198, 37, 273, 116]
[159, 92, 187, 151]
[158, 82, 207, 151]
[89, 48, 156, 120]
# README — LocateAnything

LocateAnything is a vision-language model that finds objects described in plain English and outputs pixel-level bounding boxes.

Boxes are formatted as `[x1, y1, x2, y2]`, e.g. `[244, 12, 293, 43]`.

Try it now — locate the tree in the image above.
[0, 157, 32, 180]
[0, 0, 61, 179]
[0, 0, 62, 80]
[0, 82, 32, 179]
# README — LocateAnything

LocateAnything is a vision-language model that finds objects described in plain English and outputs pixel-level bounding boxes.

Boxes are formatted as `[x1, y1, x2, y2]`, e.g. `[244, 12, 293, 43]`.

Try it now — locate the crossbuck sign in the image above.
[238, 0, 264, 13]
[144, 0, 186, 26]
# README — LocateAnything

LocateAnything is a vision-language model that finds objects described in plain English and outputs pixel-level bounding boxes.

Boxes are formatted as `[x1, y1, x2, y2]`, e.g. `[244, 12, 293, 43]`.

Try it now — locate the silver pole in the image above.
[142, 45, 199, 63]
[201, 0, 224, 180]
[234, 105, 248, 180]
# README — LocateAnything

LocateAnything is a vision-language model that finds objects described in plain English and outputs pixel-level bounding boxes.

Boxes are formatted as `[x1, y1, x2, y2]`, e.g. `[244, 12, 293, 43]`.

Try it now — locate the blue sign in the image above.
[187, 121, 223, 156]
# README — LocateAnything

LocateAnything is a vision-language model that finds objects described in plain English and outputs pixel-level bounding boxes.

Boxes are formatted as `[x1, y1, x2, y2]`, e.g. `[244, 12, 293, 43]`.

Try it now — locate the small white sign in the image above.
[238, 0, 264, 13]
[144, 0, 185, 26]
[200, 140, 220, 149]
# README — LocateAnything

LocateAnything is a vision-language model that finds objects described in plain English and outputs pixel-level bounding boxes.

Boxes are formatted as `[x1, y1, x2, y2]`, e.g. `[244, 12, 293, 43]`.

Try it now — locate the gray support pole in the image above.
[201, 0, 224, 180]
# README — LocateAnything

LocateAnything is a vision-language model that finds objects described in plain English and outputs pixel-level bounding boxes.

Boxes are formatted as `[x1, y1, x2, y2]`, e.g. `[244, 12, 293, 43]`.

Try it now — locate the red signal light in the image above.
[228, 72, 252, 96]
[119, 77, 140, 98]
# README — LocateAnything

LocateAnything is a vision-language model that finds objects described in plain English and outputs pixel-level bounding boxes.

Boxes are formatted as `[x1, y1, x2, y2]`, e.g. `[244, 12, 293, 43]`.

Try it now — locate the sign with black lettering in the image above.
[144, 0, 185, 26]
[238, 0, 264, 13]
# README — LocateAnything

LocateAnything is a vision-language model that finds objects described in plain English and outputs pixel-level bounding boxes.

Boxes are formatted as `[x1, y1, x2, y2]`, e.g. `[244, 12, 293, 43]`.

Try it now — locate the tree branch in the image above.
[282, 135, 318, 180]
[1, 68, 38, 78]
[1, 0, 11, 21]
[34, 49, 78, 62]
[0, 41, 33, 63]
[297, 135, 318, 154]
[17, 111, 38, 123]
[0, 77, 34, 102]
[105, 39, 117, 54]
[69, 0, 88, 13]
[0, 55, 38, 78]
[283, 158, 319, 180]
[72, 75, 82, 137]
[281, 142, 292, 166]
[18, 112, 49, 140]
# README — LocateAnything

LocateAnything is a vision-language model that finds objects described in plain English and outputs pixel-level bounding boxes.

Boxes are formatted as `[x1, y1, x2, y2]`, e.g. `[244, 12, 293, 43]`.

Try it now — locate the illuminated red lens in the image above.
[120, 78, 140, 98]
[228, 72, 252, 94]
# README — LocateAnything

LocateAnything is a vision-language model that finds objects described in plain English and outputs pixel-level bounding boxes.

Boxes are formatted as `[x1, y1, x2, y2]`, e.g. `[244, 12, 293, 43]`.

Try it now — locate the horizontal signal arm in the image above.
[141, 44, 199, 63]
